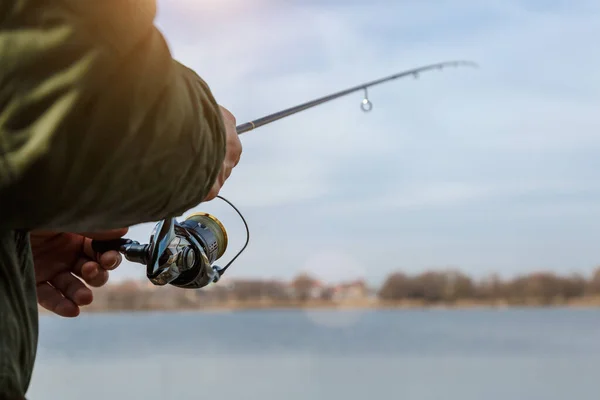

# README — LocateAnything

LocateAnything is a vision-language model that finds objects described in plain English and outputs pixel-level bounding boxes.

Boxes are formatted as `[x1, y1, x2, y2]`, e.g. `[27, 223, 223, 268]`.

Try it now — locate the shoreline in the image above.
[39, 296, 600, 315]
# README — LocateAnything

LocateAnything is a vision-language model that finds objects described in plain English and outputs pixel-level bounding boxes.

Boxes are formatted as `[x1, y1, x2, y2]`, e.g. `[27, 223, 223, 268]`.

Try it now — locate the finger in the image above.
[227, 137, 243, 166]
[80, 260, 110, 287]
[217, 170, 227, 188]
[98, 250, 122, 271]
[204, 191, 216, 202]
[204, 181, 221, 202]
[72, 256, 110, 287]
[70, 253, 92, 278]
[223, 163, 234, 181]
[232, 151, 242, 167]
[50, 271, 93, 307]
[37, 282, 80, 318]
[219, 105, 236, 124]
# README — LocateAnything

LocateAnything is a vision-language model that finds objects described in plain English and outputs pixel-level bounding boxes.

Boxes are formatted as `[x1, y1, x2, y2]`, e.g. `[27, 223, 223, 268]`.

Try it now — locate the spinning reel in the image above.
[91, 196, 249, 289]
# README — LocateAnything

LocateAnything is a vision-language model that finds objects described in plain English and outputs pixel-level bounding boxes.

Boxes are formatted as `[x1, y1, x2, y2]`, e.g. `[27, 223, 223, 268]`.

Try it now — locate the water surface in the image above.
[28, 308, 600, 400]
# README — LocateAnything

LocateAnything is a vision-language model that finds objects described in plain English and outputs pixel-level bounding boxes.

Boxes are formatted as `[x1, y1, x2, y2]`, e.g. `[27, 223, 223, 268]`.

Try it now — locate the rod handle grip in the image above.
[91, 238, 131, 254]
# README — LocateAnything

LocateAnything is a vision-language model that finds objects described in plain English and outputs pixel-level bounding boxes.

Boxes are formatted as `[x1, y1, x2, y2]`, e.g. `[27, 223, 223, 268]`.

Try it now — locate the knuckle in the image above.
[230, 137, 242, 154]
[219, 106, 236, 124]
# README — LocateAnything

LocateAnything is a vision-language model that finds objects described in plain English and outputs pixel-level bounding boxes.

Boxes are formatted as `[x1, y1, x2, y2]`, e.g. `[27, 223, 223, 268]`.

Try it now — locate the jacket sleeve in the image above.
[0, 0, 227, 232]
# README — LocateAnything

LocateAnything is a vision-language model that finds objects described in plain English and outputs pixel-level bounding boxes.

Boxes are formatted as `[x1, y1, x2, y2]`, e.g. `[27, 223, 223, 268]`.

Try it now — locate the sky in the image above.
[112, 0, 600, 286]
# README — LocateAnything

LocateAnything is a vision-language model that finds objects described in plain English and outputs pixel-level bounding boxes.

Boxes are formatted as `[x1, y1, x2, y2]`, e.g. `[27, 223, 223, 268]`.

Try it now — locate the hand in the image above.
[204, 105, 242, 201]
[30, 228, 128, 317]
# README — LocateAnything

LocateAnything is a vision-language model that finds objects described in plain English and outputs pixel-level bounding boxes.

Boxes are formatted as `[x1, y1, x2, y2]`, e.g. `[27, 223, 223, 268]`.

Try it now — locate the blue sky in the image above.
[113, 0, 600, 285]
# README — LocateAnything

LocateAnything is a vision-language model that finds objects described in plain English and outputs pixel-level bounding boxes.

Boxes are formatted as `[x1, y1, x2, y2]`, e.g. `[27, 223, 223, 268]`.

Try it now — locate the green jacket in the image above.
[0, 0, 227, 397]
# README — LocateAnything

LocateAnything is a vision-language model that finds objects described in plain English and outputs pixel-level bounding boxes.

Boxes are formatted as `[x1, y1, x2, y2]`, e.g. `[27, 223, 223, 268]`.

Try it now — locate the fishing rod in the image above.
[236, 60, 478, 134]
[91, 59, 478, 290]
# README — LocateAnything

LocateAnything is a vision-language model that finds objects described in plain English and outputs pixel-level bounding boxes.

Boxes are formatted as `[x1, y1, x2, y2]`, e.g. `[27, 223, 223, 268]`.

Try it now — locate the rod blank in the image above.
[235, 60, 478, 135]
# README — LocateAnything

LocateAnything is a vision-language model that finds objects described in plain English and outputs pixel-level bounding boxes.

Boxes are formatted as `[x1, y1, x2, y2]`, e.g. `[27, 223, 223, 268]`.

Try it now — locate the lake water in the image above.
[27, 308, 600, 400]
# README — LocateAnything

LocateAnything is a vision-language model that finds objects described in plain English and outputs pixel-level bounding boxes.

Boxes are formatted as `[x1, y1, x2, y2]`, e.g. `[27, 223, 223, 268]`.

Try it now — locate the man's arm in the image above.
[0, 0, 227, 232]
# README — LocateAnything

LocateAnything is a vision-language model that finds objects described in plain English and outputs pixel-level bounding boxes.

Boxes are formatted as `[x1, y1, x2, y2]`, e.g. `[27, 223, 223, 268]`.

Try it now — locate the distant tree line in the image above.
[79, 267, 600, 312]
[378, 267, 600, 305]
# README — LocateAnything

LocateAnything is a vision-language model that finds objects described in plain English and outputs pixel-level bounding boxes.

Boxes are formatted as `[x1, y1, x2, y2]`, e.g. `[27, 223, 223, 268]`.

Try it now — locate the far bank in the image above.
[38, 295, 600, 315]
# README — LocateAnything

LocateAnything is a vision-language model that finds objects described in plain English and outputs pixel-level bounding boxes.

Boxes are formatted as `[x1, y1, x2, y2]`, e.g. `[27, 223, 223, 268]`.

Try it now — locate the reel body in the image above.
[146, 213, 228, 288]
[91, 197, 248, 290]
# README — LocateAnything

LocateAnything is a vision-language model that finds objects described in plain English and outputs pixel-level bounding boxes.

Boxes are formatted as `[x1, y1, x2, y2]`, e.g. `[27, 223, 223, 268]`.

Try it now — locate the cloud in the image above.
[109, 0, 600, 284]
